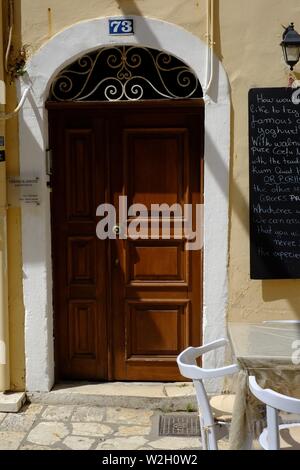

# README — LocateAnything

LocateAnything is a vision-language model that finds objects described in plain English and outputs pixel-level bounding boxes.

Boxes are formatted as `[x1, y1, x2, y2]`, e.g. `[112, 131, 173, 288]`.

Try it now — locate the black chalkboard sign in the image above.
[249, 87, 300, 279]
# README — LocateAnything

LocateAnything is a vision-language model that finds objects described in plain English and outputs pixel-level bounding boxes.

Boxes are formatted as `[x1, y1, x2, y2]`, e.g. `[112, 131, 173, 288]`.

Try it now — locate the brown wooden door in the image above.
[48, 100, 204, 382]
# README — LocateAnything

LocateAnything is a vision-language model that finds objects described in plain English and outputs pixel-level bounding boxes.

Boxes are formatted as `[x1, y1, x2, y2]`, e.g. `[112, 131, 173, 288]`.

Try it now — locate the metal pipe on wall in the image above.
[0, 0, 11, 392]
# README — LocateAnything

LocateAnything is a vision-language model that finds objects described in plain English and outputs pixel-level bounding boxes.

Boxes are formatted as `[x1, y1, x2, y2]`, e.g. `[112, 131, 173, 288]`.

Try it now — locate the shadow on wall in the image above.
[204, 2, 300, 317]
[20, 0, 300, 319]
[115, 0, 162, 49]
[262, 280, 300, 305]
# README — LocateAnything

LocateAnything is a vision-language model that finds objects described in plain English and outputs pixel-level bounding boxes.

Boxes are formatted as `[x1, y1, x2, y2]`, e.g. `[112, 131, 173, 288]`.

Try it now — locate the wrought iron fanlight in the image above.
[49, 46, 203, 102]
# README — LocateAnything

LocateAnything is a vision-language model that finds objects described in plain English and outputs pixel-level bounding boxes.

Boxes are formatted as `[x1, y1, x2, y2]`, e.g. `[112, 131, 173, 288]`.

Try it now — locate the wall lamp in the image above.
[281, 23, 300, 70]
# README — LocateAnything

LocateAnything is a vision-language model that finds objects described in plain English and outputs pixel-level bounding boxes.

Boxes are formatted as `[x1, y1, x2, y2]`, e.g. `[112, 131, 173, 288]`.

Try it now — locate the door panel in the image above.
[126, 301, 189, 357]
[49, 112, 108, 380]
[66, 129, 95, 220]
[124, 129, 187, 208]
[126, 241, 187, 284]
[68, 237, 96, 286]
[109, 104, 203, 381]
[48, 101, 204, 382]
[69, 300, 97, 360]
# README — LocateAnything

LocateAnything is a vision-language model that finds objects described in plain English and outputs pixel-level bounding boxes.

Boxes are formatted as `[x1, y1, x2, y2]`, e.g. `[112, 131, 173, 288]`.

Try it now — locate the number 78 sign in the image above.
[109, 19, 134, 35]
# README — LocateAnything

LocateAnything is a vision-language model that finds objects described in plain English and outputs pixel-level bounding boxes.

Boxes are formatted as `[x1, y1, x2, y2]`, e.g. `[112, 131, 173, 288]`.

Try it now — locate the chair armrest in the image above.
[199, 363, 240, 379]
[177, 359, 239, 380]
[178, 338, 229, 363]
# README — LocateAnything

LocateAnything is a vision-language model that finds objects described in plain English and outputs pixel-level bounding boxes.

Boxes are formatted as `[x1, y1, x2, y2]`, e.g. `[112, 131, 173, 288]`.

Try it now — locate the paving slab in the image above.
[115, 425, 151, 436]
[20, 444, 59, 450]
[71, 406, 105, 422]
[96, 436, 148, 450]
[71, 422, 113, 437]
[21, 404, 44, 415]
[42, 405, 74, 421]
[106, 407, 153, 425]
[27, 422, 69, 446]
[63, 436, 95, 450]
[0, 431, 26, 450]
[148, 436, 201, 450]
[0, 402, 237, 451]
[0, 413, 37, 432]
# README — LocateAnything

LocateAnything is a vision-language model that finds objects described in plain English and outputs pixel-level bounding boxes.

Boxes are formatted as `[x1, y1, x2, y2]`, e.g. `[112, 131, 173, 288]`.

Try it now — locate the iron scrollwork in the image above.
[49, 46, 202, 102]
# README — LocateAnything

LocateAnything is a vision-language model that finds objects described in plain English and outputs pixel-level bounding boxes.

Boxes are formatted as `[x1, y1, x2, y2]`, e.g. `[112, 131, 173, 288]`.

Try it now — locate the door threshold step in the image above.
[27, 382, 197, 411]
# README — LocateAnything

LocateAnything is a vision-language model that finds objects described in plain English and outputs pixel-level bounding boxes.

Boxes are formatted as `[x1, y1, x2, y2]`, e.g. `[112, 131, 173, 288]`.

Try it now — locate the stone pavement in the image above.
[0, 403, 231, 450]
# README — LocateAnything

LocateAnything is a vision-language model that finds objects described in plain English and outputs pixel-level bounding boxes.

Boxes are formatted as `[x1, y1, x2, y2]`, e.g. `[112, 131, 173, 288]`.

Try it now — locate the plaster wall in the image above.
[4, 0, 300, 390]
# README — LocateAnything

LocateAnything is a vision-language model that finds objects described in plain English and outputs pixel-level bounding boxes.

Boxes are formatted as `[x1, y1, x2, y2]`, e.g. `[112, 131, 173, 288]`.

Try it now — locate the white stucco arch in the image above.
[18, 16, 230, 392]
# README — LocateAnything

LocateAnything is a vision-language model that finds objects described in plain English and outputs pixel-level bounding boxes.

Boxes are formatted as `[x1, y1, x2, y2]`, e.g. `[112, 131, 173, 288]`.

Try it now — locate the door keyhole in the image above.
[113, 225, 120, 235]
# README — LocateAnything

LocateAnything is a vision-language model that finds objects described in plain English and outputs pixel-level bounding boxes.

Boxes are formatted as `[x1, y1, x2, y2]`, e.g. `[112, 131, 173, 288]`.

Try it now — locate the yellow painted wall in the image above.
[2, 0, 25, 391]
[4, 0, 300, 388]
[0, 0, 10, 392]
[6, 52, 25, 391]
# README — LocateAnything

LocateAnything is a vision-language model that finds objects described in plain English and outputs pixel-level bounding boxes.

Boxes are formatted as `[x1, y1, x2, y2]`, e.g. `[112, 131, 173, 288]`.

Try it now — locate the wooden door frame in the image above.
[47, 99, 204, 382]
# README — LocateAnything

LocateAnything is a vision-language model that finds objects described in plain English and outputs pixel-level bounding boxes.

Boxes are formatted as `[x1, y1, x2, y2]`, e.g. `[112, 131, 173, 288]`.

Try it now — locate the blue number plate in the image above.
[109, 19, 134, 35]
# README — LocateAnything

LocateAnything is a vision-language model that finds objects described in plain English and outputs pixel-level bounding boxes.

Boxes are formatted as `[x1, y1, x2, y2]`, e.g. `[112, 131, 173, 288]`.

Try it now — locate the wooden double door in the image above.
[48, 100, 204, 382]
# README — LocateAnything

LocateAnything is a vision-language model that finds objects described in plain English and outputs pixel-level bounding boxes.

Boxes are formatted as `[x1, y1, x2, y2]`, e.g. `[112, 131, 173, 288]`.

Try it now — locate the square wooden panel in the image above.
[65, 129, 95, 221]
[69, 301, 97, 360]
[126, 240, 188, 285]
[68, 237, 96, 285]
[126, 301, 190, 359]
[124, 129, 189, 209]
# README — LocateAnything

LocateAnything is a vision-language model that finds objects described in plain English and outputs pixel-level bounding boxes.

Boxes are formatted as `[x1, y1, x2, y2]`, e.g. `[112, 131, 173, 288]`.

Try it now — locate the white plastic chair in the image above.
[177, 339, 239, 450]
[249, 375, 300, 450]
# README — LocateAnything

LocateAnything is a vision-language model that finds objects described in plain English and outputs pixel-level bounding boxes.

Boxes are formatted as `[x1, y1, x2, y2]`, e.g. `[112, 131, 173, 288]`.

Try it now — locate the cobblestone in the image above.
[105, 407, 153, 425]
[27, 422, 69, 446]
[71, 406, 105, 423]
[0, 413, 37, 432]
[42, 405, 74, 421]
[0, 402, 234, 450]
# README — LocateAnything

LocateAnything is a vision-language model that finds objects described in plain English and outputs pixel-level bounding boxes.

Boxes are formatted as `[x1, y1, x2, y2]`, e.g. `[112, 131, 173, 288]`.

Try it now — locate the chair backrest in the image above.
[177, 339, 239, 450]
[249, 375, 300, 450]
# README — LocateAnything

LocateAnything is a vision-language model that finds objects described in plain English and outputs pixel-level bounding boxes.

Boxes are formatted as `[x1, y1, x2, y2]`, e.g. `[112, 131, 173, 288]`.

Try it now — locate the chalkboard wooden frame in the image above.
[249, 87, 300, 279]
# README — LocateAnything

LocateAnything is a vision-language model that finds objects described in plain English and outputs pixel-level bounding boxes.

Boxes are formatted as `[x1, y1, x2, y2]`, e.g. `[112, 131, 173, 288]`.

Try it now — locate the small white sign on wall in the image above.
[7, 176, 41, 207]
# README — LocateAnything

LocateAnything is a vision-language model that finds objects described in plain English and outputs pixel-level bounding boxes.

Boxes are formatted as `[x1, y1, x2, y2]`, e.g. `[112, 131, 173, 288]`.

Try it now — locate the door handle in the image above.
[114, 258, 120, 267]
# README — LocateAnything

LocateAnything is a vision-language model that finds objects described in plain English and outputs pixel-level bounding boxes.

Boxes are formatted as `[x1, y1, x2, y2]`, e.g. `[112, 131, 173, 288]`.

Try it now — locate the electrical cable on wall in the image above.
[203, 0, 215, 100]
[5, 0, 14, 73]
[0, 84, 31, 120]
[1, 0, 31, 120]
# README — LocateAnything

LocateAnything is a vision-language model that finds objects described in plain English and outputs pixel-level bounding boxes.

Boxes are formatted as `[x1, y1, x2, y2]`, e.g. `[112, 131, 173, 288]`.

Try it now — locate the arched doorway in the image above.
[19, 17, 230, 392]
[47, 46, 204, 381]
